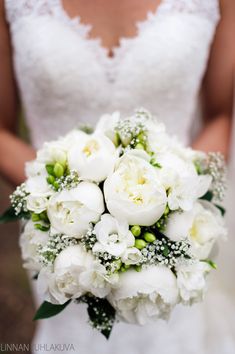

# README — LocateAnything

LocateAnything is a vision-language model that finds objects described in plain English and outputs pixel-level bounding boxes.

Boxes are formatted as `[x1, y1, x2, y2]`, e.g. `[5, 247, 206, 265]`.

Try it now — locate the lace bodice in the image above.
[5, 0, 220, 149]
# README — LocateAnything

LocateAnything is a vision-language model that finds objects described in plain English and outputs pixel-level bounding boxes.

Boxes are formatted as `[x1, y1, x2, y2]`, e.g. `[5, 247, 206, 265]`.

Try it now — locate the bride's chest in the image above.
[11, 13, 216, 96]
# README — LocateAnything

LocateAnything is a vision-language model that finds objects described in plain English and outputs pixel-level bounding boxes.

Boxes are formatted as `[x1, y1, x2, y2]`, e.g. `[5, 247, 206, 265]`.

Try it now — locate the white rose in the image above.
[188, 200, 227, 259]
[20, 220, 49, 271]
[156, 152, 211, 211]
[92, 214, 135, 257]
[176, 261, 210, 304]
[67, 132, 118, 182]
[95, 111, 120, 144]
[104, 151, 167, 226]
[109, 266, 178, 324]
[47, 182, 104, 238]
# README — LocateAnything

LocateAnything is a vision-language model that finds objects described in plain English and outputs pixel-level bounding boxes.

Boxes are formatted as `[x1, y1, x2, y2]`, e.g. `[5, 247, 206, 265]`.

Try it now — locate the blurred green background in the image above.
[0, 115, 35, 353]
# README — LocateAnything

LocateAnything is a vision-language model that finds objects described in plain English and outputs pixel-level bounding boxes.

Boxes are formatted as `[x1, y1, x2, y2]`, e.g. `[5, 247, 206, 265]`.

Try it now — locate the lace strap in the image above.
[159, 0, 220, 24]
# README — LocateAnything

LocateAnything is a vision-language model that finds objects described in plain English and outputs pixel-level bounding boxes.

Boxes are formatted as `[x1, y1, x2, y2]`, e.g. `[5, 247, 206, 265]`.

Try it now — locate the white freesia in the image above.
[25, 160, 47, 178]
[188, 200, 227, 259]
[20, 220, 49, 271]
[92, 214, 135, 257]
[156, 152, 211, 211]
[67, 133, 118, 182]
[47, 182, 104, 238]
[176, 261, 210, 304]
[121, 247, 143, 265]
[109, 266, 178, 324]
[165, 209, 195, 242]
[95, 111, 120, 144]
[37, 140, 68, 165]
[26, 194, 48, 213]
[165, 200, 226, 259]
[104, 151, 167, 225]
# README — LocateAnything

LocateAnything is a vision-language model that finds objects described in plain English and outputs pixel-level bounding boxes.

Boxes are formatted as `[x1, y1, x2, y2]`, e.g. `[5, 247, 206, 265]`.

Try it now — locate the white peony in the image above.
[155, 152, 211, 211]
[38, 245, 116, 304]
[20, 220, 49, 271]
[109, 266, 178, 324]
[47, 182, 104, 238]
[176, 261, 210, 304]
[92, 214, 135, 257]
[104, 151, 167, 226]
[67, 132, 118, 182]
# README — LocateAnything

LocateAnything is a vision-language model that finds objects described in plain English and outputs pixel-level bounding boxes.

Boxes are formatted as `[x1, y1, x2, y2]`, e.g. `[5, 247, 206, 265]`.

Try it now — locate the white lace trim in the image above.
[5, 0, 220, 27]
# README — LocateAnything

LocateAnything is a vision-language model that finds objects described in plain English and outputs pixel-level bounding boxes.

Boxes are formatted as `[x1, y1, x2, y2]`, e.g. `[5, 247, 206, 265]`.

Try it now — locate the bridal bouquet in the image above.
[1, 109, 227, 338]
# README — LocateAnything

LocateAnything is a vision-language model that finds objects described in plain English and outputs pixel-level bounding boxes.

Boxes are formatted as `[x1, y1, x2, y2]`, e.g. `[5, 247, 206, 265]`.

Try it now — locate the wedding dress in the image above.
[4, 0, 235, 353]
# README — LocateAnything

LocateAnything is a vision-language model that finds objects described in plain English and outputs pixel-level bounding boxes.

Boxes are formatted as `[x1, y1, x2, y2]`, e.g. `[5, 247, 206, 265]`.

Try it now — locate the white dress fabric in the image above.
[4, 0, 235, 353]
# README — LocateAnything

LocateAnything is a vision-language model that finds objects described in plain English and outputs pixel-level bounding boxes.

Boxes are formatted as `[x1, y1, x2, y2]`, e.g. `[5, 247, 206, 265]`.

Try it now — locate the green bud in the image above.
[135, 265, 142, 272]
[134, 239, 147, 250]
[31, 213, 40, 222]
[53, 181, 60, 191]
[113, 259, 122, 271]
[135, 143, 145, 150]
[131, 225, 141, 237]
[164, 205, 170, 216]
[53, 162, 65, 178]
[47, 175, 55, 185]
[120, 266, 127, 273]
[40, 211, 49, 222]
[113, 132, 121, 147]
[124, 264, 130, 270]
[34, 223, 50, 232]
[143, 232, 156, 243]
[46, 164, 55, 176]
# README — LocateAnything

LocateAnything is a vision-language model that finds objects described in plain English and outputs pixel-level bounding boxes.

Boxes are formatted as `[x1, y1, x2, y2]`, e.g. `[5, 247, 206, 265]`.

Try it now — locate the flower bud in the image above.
[31, 213, 40, 222]
[144, 232, 156, 243]
[47, 175, 55, 185]
[46, 164, 55, 176]
[53, 163, 65, 178]
[134, 239, 146, 250]
[135, 143, 145, 150]
[131, 225, 141, 237]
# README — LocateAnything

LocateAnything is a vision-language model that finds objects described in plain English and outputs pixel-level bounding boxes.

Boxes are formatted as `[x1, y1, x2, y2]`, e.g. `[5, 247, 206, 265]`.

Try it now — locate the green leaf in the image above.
[202, 259, 217, 269]
[0, 206, 29, 224]
[78, 295, 116, 339]
[33, 300, 71, 320]
[215, 204, 226, 216]
[200, 191, 213, 202]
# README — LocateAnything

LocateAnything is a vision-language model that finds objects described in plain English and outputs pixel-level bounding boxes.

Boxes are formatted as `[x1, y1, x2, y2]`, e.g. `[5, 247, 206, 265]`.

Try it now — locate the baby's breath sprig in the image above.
[10, 183, 29, 216]
[80, 227, 97, 251]
[139, 236, 191, 269]
[38, 233, 78, 266]
[114, 109, 149, 150]
[195, 152, 227, 202]
[53, 170, 80, 192]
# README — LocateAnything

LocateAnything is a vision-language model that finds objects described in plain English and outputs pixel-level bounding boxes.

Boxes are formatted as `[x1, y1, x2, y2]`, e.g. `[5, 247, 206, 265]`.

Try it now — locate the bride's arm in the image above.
[0, 0, 35, 186]
[192, 0, 235, 160]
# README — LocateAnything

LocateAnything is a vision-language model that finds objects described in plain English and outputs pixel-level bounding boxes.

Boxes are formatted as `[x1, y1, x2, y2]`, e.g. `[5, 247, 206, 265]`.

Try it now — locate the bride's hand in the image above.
[193, 0, 235, 160]
[0, 0, 35, 186]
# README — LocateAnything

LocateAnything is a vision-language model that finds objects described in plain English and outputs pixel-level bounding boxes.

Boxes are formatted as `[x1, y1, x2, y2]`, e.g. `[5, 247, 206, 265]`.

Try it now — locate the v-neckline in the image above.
[57, 0, 166, 60]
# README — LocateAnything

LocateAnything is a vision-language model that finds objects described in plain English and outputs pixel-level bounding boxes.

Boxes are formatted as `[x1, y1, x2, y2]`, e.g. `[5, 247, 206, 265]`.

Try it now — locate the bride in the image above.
[0, 0, 235, 353]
